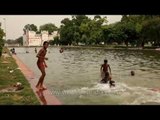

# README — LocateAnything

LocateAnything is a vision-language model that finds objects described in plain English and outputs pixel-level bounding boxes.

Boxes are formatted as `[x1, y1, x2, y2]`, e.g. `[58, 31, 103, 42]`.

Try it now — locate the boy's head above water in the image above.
[131, 71, 135, 76]
[104, 59, 108, 63]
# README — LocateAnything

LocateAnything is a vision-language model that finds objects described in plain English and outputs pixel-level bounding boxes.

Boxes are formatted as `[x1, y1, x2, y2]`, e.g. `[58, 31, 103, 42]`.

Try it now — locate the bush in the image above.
[0, 39, 4, 57]
[0, 47, 2, 57]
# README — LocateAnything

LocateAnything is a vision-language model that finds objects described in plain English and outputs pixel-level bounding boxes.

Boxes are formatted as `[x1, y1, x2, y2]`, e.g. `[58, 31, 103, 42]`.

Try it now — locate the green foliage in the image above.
[0, 28, 5, 57]
[15, 36, 23, 46]
[6, 36, 23, 46]
[21, 15, 160, 48]
[24, 24, 38, 31]
[40, 23, 58, 34]
[141, 17, 160, 46]
[49, 36, 60, 45]
[60, 15, 107, 45]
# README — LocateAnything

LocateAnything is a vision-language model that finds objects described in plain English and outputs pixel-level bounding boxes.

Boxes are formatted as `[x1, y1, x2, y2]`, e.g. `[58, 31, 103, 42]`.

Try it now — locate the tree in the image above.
[141, 17, 160, 47]
[115, 15, 143, 47]
[61, 18, 71, 25]
[59, 15, 108, 45]
[79, 16, 107, 45]
[118, 15, 160, 47]
[81, 34, 88, 45]
[40, 23, 58, 34]
[72, 15, 90, 26]
[15, 36, 23, 46]
[60, 23, 74, 45]
[73, 32, 80, 45]
[5, 36, 23, 46]
[24, 24, 38, 31]
[6, 39, 15, 44]
[60, 16, 81, 45]
[0, 28, 5, 57]
[94, 15, 101, 20]
[49, 36, 60, 45]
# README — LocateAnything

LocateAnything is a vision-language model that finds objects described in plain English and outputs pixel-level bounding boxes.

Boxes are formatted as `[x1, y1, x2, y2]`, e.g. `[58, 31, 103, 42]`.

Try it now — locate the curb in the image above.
[12, 54, 62, 105]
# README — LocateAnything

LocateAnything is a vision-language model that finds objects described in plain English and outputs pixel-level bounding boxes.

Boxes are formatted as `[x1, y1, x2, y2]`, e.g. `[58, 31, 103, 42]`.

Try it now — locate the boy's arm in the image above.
[36, 49, 44, 59]
[100, 65, 103, 71]
[108, 65, 112, 75]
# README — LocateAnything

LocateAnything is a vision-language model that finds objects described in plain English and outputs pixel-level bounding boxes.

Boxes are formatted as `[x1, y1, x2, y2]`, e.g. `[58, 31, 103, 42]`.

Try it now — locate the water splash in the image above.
[61, 82, 160, 104]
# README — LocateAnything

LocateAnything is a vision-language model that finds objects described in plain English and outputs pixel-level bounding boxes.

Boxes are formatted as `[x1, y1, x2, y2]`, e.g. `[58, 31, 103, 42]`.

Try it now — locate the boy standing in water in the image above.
[36, 41, 49, 90]
[100, 59, 115, 87]
[100, 59, 112, 80]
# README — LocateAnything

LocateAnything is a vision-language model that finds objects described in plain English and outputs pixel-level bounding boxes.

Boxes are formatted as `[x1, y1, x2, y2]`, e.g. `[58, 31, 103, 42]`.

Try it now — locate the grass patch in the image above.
[0, 47, 40, 105]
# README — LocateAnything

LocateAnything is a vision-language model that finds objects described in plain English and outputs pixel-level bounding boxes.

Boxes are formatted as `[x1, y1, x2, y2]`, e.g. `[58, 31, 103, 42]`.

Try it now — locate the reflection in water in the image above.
[15, 47, 160, 104]
[36, 90, 47, 105]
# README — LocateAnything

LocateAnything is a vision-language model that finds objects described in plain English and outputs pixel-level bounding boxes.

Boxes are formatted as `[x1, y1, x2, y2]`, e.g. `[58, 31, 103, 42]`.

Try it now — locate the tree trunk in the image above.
[141, 41, 144, 49]
[125, 41, 128, 47]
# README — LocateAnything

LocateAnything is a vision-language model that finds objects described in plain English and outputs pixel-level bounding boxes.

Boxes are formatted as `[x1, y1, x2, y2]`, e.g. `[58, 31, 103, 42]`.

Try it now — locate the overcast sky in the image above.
[0, 15, 122, 40]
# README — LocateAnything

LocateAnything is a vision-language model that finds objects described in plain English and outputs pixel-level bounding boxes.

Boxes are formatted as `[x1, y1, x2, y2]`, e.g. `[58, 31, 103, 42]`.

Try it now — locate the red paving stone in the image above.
[12, 55, 62, 105]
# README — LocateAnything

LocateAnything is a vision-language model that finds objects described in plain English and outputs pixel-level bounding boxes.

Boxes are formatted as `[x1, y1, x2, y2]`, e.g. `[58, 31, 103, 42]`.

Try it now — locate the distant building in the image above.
[23, 29, 59, 46]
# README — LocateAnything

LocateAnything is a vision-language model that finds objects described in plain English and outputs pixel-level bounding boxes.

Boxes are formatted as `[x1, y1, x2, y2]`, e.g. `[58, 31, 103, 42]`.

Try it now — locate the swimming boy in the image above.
[35, 48, 37, 53]
[59, 48, 64, 53]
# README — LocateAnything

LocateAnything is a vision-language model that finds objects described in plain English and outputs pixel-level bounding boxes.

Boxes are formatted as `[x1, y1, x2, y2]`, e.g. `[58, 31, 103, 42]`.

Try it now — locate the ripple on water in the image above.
[15, 47, 160, 104]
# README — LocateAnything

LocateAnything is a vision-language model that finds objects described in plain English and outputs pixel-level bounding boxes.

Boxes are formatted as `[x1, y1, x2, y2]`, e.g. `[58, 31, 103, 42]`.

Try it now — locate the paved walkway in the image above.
[12, 55, 62, 105]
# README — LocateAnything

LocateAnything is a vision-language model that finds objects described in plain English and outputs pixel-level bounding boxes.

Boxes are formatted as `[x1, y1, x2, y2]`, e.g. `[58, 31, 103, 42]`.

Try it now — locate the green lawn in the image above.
[0, 47, 40, 105]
